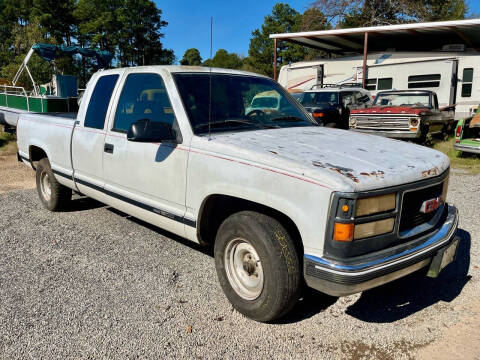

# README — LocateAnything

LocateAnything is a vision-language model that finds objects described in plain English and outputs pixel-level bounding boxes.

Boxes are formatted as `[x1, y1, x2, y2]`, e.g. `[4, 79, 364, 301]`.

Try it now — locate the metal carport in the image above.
[269, 18, 480, 86]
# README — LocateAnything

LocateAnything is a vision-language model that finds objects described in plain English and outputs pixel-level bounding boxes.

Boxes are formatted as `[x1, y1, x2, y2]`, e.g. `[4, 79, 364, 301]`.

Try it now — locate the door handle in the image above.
[104, 143, 114, 154]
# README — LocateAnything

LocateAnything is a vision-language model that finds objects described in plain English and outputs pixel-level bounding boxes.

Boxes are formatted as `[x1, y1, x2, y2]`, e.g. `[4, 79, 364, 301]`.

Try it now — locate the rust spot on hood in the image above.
[327, 163, 359, 183]
[422, 167, 439, 178]
[326, 164, 354, 173]
[269, 151, 278, 155]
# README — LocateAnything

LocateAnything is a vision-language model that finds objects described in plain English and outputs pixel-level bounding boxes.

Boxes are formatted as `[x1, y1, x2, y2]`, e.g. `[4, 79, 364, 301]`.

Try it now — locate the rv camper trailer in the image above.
[278, 50, 480, 120]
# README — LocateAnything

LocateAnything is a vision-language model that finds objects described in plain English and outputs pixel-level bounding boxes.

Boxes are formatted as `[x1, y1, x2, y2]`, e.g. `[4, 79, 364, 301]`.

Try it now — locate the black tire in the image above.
[214, 211, 301, 322]
[35, 158, 72, 211]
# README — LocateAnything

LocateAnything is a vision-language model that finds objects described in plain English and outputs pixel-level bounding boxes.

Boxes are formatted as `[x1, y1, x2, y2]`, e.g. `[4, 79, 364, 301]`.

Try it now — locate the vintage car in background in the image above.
[297, 85, 372, 129]
[349, 90, 455, 142]
[245, 90, 282, 114]
[454, 106, 480, 154]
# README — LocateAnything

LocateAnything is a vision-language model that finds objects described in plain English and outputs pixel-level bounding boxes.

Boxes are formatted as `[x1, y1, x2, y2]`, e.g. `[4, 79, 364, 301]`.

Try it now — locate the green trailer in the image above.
[0, 43, 112, 128]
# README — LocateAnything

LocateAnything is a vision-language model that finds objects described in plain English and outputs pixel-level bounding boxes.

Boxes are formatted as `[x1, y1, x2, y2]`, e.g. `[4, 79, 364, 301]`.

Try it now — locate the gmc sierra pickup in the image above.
[17, 66, 459, 322]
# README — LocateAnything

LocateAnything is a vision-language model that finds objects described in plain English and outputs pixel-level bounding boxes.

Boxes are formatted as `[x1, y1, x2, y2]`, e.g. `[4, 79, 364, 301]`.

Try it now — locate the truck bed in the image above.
[0, 105, 77, 127]
[16, 112, 76, 180]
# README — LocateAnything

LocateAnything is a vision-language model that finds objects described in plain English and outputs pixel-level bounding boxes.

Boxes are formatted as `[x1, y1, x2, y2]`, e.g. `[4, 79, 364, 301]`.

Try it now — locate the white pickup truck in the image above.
[16, 66, 459, 322]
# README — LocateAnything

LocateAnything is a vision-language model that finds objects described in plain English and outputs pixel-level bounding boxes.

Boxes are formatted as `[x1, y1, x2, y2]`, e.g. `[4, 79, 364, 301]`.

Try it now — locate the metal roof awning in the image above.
[269, 19, 480, 85]
[270, 19, 480, 54]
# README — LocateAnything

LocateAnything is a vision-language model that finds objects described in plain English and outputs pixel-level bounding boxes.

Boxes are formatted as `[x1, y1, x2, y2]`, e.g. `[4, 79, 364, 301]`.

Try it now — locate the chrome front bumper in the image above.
[304, 205, 459, 296]
[351, 128, 421, 139]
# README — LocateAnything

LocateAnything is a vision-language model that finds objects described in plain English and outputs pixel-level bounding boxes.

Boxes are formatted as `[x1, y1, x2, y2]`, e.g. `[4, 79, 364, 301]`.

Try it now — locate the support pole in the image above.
[273, 38, 278, 81]
[362, 32, 368, 88]
[13, 47, 35, 86]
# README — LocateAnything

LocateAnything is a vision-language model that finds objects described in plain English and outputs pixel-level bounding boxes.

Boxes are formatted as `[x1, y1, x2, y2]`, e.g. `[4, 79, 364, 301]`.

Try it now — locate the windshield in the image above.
[300, 91, 339, 106]
[173, 73, 315, 134]
[373, 93, 431, 108]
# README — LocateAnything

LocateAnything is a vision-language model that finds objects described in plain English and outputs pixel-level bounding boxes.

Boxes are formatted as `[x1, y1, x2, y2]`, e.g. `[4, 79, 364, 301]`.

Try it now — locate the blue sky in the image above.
[158, 0, 480, 63]
[158, 0, 310, 62]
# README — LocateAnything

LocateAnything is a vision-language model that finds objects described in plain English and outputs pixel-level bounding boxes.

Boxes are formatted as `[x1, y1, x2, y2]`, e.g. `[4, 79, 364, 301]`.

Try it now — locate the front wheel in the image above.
[214, 211, 301, 322]
[36, 158, 72, 211]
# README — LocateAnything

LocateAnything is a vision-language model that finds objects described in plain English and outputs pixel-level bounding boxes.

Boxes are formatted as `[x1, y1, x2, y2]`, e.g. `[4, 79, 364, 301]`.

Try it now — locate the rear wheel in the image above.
[36, 158, 72, 211]
[214, 211, 301, 322]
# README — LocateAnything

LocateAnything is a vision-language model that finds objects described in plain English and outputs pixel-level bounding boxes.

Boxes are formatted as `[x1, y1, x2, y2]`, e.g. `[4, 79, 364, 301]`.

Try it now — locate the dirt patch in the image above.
[338, 339, 428, 360]
[0, 154, 35, 194]
[415, 299, 480, 360]
[0, 130, 17, 156]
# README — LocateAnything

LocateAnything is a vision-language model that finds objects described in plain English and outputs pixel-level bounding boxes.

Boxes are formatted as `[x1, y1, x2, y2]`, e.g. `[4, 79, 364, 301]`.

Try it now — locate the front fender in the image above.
[185, 149, 334, 258]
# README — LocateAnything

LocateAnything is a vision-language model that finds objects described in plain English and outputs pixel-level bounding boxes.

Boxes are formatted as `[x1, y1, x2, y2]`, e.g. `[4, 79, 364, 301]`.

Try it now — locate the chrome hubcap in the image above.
[224, 238, 264, 300]
[40, 170, 51, 201]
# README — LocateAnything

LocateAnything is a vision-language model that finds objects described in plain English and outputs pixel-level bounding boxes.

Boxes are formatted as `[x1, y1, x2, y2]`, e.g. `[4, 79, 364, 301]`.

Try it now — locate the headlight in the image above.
[333, 193, 396, 242]
[349, 117, 357, 127]
[355, 193, 396, 217]
[333, 217, 395, 242]
[354, 218, 395, 239]
[409, 117, 419, 131]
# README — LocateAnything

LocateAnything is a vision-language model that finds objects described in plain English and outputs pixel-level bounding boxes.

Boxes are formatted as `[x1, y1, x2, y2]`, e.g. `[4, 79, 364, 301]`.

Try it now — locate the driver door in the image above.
[102, 71, 189, 236]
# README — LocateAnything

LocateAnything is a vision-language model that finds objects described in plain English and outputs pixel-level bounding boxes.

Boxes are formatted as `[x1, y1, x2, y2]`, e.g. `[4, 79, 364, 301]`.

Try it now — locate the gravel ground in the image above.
[0, 169, 478, 359]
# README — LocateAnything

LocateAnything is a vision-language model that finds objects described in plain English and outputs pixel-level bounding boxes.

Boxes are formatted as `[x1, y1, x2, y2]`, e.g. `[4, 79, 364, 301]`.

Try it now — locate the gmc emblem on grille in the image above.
[420, 197, 443, 214]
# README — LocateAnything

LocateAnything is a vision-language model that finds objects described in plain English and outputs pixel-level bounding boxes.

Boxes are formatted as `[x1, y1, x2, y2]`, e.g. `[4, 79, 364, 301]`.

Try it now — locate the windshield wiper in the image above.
[271, 115, 318, 126]
[270, 115, 304, 122]
[195, 119, 256, 130]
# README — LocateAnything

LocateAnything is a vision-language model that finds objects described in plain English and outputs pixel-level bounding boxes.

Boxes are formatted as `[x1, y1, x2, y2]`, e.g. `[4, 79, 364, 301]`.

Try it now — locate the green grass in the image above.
[433, 136, 480, 175]
[0, 129, 17, 155]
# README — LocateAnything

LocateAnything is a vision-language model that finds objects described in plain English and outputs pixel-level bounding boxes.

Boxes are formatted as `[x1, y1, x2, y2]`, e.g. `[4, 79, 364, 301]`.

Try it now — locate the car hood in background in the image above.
[351, 106, 429, 115]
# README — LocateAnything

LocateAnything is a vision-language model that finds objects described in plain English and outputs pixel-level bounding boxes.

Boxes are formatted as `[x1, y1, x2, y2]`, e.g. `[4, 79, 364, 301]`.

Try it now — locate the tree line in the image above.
[0, 0, 469, 88]
[0, 0, 174, 87]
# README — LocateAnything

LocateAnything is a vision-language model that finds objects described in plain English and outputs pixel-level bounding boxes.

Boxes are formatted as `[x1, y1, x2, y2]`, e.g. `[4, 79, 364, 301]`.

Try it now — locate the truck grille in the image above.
[356, 117, 410, 130]
[399, 183, 443, 232]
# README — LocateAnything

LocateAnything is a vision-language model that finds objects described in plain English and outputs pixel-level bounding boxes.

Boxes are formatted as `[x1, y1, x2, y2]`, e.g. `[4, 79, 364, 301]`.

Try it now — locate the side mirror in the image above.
[127, 119, 176, 142]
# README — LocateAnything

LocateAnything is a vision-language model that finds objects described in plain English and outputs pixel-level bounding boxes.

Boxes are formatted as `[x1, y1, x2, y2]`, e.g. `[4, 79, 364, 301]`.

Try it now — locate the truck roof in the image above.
[376, 90, 435, 95]
[96, 65, 269, 78]
[304, 87, 365, 93]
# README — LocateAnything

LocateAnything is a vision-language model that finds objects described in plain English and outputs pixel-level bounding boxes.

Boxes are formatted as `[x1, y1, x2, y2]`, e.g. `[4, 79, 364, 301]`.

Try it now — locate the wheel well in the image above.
[197, 194, 303, 254]
[29, 146, 47, 162]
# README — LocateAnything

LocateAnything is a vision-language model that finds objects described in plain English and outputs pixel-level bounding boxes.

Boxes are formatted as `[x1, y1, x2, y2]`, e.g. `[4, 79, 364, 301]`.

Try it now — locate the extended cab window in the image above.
[84, 74, 119, 129]
[113, 73, 174, 133]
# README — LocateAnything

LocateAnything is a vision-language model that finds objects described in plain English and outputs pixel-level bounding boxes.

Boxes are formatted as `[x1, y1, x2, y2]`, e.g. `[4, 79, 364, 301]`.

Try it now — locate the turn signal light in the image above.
[313, 112, 325, 118]
[333, 222, 354, 242]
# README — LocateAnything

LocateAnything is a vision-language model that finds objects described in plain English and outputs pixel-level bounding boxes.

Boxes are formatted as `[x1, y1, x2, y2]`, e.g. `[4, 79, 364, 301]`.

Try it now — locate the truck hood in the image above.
[192, 127, 449, 192]
[351, 106, 429, 115]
